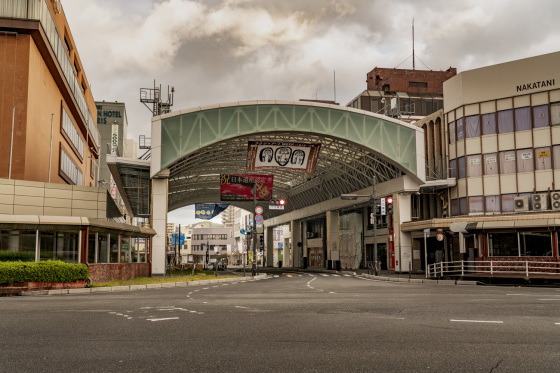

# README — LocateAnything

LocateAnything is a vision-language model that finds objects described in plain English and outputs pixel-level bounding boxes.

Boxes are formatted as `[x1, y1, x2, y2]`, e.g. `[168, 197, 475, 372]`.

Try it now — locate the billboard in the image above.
[247, 141, 321, 173]
[195, 203, 229, 220]
[220, 174, 273, 201]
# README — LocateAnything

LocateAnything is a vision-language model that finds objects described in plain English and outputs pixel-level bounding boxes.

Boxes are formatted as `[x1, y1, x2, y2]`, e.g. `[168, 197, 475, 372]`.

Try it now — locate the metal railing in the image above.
[428, 260, 560, 278]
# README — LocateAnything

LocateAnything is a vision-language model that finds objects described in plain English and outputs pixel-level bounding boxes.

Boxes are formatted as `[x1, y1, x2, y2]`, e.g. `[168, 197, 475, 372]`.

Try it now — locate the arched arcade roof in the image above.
[150, 101, 425, 218]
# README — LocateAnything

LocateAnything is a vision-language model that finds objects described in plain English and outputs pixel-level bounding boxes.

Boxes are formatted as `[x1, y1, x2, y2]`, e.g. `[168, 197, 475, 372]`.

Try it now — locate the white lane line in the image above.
[375, 316, 405, 320]
[320, 274, 329, 277]
[147, 317, 179, 322]
[555, 323, 560, 325]
[539, 299, 560, 301]
[332, 274, 340, 277]
[286, 275, 292, 278]
[274, 275, 280, 278]
[343, 274, 350, 277]
[451, 319, 503, 324]
[235, 306, 248, 309]
[203, 288, 209, 290]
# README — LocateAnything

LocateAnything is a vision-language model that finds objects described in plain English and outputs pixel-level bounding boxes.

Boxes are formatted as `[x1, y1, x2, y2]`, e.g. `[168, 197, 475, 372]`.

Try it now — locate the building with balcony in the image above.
[0, 0, 154, 282]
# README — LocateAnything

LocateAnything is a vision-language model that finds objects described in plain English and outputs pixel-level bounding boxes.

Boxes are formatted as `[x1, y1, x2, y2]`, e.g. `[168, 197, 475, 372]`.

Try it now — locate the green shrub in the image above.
[0, 261, 89, 284]
[0, 250, 35, 262]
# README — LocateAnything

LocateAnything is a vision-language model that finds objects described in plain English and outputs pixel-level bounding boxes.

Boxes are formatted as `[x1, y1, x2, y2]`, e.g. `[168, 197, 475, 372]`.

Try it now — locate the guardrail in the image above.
[428, 260, 560, 278]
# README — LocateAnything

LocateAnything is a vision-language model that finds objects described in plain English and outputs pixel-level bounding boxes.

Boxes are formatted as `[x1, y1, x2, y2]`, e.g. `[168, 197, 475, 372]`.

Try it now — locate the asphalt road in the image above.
[1, 272, 559, 372]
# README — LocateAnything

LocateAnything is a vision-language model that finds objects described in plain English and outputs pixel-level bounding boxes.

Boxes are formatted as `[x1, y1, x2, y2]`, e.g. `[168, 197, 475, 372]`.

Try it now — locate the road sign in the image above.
[424, 228, 430, 236]
[269, 205, 284, 210]
[380, 197, 386, 215]
[255, 206, 263, 214]
[255, 215, 263, 223]
[240, 229, 246, 235]
[436, 233, 444, 241]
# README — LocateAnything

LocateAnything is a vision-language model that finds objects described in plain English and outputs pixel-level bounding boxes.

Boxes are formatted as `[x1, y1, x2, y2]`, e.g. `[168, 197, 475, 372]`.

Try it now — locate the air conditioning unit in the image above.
[551, 192, 560, 211]
[531, 193, 548, 211]
[514, 196, 529, 212]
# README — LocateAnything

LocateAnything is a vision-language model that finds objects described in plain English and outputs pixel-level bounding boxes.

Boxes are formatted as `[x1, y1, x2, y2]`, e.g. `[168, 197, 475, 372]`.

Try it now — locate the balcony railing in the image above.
[428, 260, 560, 278]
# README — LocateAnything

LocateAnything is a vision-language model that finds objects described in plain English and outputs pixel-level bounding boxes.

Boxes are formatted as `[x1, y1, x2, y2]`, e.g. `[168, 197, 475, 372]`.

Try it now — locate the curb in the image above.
[21, 274, 268, 296]
[360, 273, 477, 286]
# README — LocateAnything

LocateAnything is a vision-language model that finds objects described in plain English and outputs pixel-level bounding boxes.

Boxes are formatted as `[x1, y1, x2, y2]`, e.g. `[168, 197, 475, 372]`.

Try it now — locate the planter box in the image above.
[0, 280, 87, 293]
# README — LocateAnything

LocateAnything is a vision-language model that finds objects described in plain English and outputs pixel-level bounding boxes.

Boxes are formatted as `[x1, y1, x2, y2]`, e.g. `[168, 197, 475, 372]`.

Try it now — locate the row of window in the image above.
[62, 107, 84, 159]
[450, 146, 558, 178]
[191, 245, 227, 252]
[451, 192, 557, 215]
[60, 148, 83, 185]
[0, 230, 148, 264]
[488, 231, 552, 257]
[449, 104, 560, 144]
[191, 234, 229, 240]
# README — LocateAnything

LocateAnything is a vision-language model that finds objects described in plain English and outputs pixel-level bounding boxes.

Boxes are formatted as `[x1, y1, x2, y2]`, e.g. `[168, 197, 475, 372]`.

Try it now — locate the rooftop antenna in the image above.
[412, 18, 415, 70]
[334, 70, 336, 103]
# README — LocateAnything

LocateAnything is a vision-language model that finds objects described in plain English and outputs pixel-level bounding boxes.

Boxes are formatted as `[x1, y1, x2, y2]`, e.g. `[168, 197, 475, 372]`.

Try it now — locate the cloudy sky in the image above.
[62, 0, 560, 226]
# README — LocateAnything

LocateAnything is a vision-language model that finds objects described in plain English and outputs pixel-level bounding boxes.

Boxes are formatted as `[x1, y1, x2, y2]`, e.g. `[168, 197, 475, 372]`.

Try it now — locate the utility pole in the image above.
[252, 184, 257, 277]
[372, 176, 379, 275]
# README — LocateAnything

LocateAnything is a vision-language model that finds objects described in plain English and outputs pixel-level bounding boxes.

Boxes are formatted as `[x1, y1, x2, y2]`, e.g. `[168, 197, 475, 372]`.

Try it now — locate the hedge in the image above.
[0, 261, 89, 284]
[0, 250, 35, 262]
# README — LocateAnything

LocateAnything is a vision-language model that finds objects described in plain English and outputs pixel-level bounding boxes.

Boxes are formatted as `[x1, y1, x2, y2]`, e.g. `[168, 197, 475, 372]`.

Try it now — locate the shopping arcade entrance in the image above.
[110, 101, 426, 275]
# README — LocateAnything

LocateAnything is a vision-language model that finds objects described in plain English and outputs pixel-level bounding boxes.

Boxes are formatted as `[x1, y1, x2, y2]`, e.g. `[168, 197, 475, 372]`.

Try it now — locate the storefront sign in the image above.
[521, 152, 532, 160]
[195, 203, 229, 220]
[516, 79, 555, 92]
[220, 174, 273, 201]
[247, 141, 321, 174]
[538, 150, 550, 158]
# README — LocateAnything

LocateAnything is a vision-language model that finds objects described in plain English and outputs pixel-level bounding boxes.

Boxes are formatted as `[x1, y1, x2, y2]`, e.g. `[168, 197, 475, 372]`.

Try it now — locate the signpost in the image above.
[424, 228, 430, 278]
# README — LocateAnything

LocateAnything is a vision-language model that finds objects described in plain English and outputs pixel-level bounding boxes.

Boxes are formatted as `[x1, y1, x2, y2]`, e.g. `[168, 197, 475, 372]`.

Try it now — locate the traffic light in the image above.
[387, 196, 393, 214]
[269, 198, 286, 209]
[259, 235, 264, 245]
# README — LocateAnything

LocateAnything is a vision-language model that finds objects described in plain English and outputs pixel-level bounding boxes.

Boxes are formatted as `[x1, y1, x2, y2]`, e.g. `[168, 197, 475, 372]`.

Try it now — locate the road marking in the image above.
[450, 319, 503, 324]
[375, 316, 405, 320]
[332, 274, 340, 277]
[274, 275, 279, 278]
[329, 292, 335, 294]
[286, 275, 292, 278]
[320, 274, 329, 277]
[147, 317, 179, 322]
[555, 323, 560, 325]
[539, 299, 560, 301]
[343, 274, 350, 277]
[235, 306, 248, 309]
[203, 288, 209, 290]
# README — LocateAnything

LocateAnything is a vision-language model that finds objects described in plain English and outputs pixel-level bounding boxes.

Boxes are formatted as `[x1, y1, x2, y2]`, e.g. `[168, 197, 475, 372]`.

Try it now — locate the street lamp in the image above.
[341, 176, 379, 275]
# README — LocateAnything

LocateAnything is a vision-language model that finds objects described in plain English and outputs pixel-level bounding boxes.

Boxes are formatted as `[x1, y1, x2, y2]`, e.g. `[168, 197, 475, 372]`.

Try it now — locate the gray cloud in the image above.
[62, 0, 560, 225]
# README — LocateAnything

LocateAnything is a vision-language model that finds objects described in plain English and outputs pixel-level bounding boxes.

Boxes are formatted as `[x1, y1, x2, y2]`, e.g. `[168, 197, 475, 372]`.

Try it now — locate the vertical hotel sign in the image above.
[111, 124, 118, 155]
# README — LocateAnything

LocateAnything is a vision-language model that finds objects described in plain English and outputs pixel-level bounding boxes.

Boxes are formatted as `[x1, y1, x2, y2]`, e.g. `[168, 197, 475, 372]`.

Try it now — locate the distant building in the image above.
[191, 226, 234, 267]
[347, 67, 456, 123]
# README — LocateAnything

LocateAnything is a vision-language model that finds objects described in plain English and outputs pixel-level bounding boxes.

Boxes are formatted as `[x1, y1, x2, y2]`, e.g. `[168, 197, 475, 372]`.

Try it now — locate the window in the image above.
[484, 153, 498, 175]
[88, 232, 96, 263]
[121, 236, 131, 263]
[520, 232, 552, 256]
[498, 109, 514, 133]
[449, 158, 457, 178]
[457, 156, 466, 179]
[109, 234, 119, 263]
[459, 197, 467, 215]
[39, 231, 79, 263]
[488, 232, 518, 256]
[467, 155, 482, 177]
[448, 121, 456, 144]
[465, 115, 480, 138]
[468, 196, 484, 213]
[97, 233, 108, 263]
[516, 149, 534, 173]
[535, 147, 551, 170]
[485, 195, 500, 212]
[409, 82, 428, 88]
[553, 145, 560, 169]
[0, 230, 36, 262]
[451, 199, 459, 216]
[514, 107, 531, 131]
[551, 102, 560, 125]
[481, 113, 497, 135]
[456, 118, 464, 141]
[62, 107, 84, 158]
[60, 148, 83, 185]
[501, 194, 516, 212]
[499, 151, 516, 174]
[533, 105, 549, 128]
